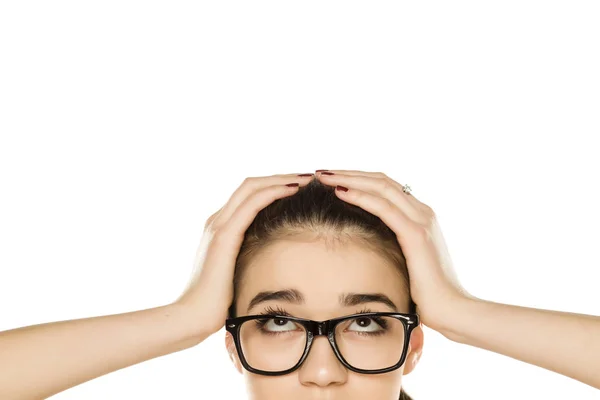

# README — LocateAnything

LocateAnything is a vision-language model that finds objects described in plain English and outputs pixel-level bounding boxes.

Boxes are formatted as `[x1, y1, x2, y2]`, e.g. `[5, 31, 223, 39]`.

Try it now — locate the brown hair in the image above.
[228, 177, 417, 400]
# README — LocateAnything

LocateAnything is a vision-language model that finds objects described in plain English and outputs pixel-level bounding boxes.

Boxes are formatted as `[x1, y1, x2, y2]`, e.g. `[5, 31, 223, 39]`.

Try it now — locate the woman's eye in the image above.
[348, 317, 383, 333]
[262, 317, 297, 332]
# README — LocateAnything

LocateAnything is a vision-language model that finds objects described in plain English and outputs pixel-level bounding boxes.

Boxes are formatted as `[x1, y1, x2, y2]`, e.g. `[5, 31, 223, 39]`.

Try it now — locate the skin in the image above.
[225, 237, 424, 400]
[1, 169, 598, 399]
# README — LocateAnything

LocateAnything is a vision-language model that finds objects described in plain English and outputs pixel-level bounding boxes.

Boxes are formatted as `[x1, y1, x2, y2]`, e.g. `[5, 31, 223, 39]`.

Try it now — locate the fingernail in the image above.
[297, 173, 314, 177]
[286, 183, 300, 187]
[315, 169, 329, 172]
[320, 172, 335, 176]
[336, 185, 348, 192]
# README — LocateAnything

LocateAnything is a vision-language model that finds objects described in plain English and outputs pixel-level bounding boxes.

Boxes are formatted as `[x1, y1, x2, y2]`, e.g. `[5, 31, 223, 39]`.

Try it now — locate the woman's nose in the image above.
[297, 335, 348, 387]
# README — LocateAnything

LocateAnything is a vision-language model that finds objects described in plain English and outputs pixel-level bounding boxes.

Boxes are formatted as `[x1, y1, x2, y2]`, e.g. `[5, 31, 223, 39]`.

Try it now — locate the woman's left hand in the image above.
[321, 170, 600, 389]
[316, 169, 477, 333]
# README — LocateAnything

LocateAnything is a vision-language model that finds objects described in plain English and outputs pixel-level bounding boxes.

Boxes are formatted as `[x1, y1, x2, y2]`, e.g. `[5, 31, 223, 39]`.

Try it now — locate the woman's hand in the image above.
[174, 173, 315, 337]
[316, 169, 477, 333]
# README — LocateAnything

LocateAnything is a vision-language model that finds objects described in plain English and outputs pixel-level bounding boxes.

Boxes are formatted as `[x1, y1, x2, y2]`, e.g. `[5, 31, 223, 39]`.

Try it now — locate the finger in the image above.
[316, 169, 383, 177]
[217, 183, 302, 241]
[204, 206, 224, 230]
[332, 185, 420, 247]
[316, 170, 425, 208]
[317, 172, 426, 222]
[214, 173, 313, 227]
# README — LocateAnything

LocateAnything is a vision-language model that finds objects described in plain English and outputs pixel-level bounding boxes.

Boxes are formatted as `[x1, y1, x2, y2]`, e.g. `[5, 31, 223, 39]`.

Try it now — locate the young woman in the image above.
[0, 170, 599, 399]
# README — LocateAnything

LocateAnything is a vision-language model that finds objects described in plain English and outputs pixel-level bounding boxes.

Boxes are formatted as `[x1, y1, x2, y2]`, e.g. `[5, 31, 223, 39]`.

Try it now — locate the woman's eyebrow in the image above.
[246, 288, 398, 314]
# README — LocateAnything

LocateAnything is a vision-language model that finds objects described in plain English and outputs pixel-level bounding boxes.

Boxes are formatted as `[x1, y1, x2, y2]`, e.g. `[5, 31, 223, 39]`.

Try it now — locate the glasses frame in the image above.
[225, 311, 420, 376]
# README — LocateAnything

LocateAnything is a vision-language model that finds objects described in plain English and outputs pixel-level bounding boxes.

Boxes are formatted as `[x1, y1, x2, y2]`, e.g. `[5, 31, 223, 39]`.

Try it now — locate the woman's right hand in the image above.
[173, 172, 315, 337]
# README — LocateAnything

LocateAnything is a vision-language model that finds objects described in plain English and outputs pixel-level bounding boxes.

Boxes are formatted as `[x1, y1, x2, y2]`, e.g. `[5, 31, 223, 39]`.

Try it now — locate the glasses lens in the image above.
[335, 315, 406, 370]
[239, 316, 307, 372]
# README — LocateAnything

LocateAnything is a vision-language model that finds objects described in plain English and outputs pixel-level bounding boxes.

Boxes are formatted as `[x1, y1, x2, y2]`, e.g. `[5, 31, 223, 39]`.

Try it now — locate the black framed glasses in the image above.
[225, 311, 419, 376]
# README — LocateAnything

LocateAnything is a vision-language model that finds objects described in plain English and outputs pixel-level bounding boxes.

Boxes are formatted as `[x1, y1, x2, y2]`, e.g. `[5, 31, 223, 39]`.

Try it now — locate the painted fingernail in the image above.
[336, 185, 348, 192]
[286, 183, 300, 187]
[321, 172, 335, 176]
[315, 169, 329, 172]
[297, 173, 314, 177]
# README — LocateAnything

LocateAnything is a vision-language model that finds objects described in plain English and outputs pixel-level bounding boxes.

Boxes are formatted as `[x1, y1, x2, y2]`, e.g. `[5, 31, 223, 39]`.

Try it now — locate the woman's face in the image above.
[225, 236, 424, 400]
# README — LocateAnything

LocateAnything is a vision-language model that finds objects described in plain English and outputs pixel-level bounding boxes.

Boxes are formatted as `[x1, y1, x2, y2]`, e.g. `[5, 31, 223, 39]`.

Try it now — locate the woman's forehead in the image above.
[238, 239, 407, 313]
[248, 239, 400, 281]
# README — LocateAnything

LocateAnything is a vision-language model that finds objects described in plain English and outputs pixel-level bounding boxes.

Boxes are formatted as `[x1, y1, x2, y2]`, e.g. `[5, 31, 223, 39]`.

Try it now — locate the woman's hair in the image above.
[228, 178, 417, 400]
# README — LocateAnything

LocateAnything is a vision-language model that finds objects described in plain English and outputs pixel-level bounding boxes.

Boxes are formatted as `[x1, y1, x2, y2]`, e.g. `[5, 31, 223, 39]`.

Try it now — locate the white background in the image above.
[1, 1, 599, 399]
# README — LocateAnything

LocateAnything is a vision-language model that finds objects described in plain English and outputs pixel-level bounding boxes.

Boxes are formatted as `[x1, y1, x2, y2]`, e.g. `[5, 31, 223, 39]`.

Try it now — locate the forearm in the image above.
[0, 302, 208, 400]
[440, 298, 600, 389]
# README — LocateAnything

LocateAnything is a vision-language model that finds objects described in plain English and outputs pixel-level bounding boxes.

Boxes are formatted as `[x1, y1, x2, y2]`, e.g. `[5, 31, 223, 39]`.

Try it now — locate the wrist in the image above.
[436, 295, 485, 343]
[166, 301, 213, 345]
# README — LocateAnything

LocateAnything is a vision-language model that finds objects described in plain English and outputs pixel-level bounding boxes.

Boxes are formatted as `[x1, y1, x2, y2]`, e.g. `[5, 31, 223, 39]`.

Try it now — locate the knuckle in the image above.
[411, 223, 431, 243]
[204, 218, 215, 231]
[204, 219, 220, 235]
[424, 213, 437, 228]
[383, 197, 396, 213]
[379, 178, 394, 195]
[212, 223, 234, 242]
[411, 209, 435, 228]
[422, 204, 436, 218]
[202, 224, 216, 240]
[375, 172, 388, 179]
[204, 211, 219, 226]
[242, 176, 257, 186]
[204, 207, 225, 229]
